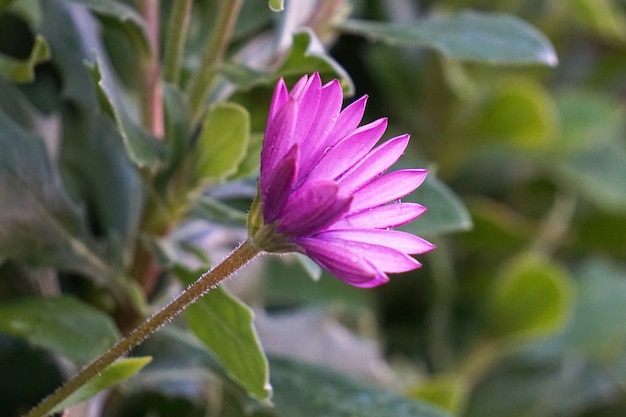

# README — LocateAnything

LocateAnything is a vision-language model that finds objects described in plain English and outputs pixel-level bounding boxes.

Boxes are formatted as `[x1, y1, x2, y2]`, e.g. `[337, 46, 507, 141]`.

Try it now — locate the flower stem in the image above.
[163, 0, 192, 84]
[23, 239, 263, 417]
[187, 0, 243, 124]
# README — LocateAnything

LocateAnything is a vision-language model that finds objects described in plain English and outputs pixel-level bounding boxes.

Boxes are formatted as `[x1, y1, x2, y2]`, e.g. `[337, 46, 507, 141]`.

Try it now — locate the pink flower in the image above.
[248, 73, 434, 287]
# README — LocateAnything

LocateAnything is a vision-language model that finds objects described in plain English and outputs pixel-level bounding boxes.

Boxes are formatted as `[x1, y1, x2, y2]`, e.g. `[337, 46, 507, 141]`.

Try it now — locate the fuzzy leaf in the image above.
[60, 110, 144, 266]
[52, 357, 152, 413]
[553, 142, 626, 213]
[401, 174, 472, 236]
[0, 110, 109, 281]
[267, 357, 453, 417]
[178, 271, 271, 402]
[279, 29, 354, 94]
[340, 12, 558, 66]
[194, 102, 250, 182]
[0, 296, 120, 363]
[66, 0, 150, 54]
[87, 56, 164, 168]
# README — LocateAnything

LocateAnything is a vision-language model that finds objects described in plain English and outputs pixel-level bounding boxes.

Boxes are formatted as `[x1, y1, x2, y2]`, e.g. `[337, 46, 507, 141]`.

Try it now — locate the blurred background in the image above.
[2, 0, 626, 416]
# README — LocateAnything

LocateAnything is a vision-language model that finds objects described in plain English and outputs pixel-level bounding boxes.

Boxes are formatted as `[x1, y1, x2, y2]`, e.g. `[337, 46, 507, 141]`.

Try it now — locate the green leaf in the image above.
[193, 196, 249, 227]
[221, 30, 354, 98]
[39, 1, 161, 167]
[162, 82, 191, 176]
[179, 272, 271, 402]
[269, 0, 284, 11]
[568, 0, 626, 41]
[458, 197, 535, 255]
[60, 110, 144, 266]
[0, 334, 65, 415]
[232, 132, 263, 179]
[0, 79, 40, 128]
[3, 0, 42, 28]
[267, 356, 453, 417]
[0, 296, 120, 363]
[194, 102, 250, 182]
[409, 375, 469, 415]
[340, 11, 558, 66]
[401, 173, 473, 236]
[0, 35, 50, 83]
[39, 0, 100, 107]
[562, 258, 626, 359]
[66, 0, 150, 54]
[0, 109, 110, 281]
[263, 256, 372, 308]
[553, 89, 624, 153]
[0, 0, 15, 14]
[552, 142, 626, 213]
[123, 326, 224, 396]
[487, 254, 574, 341]
[279, 29, 354, 94]
[52, 357, 152, 413]
[469, 78, 557, 150]
[87, 56, 164, 168]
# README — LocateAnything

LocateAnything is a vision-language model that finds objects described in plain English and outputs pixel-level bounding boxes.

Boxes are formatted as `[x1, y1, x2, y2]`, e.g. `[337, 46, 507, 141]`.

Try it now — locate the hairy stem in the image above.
[24, 239, 263, 417]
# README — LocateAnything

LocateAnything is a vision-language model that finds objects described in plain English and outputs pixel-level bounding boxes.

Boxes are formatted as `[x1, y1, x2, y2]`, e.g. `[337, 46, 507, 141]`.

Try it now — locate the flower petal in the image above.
[338, 134, 410, 195]
[305, 118, 388, 183]
[315, 238, 421, 272]
[261, 98, 298, 182]
[314, 229, 435, 255]
[291, 73, 321, 150]
[349, 169, 428, 214]
[323, 95, 368, 148]
[289, 74, 310, 98]
[294, 237, 389, 288]
[277, 181, 352, 236]
[268, 78, 288, 121]
[298, 79, 344, 177]
[331, 202, 426, 229]
[261, 145, 298, 224]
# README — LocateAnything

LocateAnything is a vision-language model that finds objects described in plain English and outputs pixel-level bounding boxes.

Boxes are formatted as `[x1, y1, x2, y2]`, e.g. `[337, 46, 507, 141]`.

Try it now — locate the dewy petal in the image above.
[305, 118, 388, 183]
[331, 202, 426, 229]
[261, 98, 298, 182]
[294, 237, 390, 288]
[315, 229, 435, 255]
[276, 181, 352, 236]
[338, 134, 410, 195]
[349, 169, 428, 214]
[262, 145, 298, 224]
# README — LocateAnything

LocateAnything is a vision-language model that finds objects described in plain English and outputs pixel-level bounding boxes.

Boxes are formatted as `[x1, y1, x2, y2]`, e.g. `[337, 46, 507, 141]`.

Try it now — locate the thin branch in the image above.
[187, 0, 243, 124]
[163, 0, 193, 84]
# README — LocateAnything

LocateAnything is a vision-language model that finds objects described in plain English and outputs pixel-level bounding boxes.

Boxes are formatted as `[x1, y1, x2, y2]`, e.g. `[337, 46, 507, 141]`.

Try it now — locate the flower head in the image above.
[248, 73, 434, 287]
